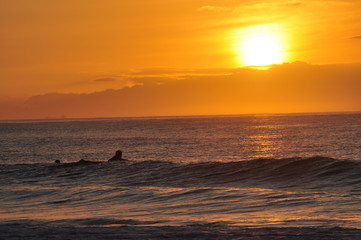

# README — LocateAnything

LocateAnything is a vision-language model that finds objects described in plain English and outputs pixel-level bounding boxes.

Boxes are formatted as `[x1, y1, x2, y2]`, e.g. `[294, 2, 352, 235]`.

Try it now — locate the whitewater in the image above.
[0, 113, 360, 239]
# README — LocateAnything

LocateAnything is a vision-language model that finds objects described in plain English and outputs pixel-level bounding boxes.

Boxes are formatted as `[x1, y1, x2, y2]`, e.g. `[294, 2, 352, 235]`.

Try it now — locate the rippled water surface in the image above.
[1, 113, 361, 239]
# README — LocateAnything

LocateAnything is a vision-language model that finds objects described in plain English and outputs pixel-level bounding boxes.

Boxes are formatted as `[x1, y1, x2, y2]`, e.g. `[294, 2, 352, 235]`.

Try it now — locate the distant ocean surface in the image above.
[1, 113, 361, 239]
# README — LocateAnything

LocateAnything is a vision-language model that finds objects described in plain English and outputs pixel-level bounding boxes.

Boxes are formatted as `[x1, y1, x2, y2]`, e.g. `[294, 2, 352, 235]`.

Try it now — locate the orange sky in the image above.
[0, 0, 361, 119]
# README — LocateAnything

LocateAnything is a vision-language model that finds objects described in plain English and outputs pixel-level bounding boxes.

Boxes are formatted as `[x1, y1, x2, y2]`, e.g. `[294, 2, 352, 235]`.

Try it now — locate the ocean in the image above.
[1, 113, 360, 239]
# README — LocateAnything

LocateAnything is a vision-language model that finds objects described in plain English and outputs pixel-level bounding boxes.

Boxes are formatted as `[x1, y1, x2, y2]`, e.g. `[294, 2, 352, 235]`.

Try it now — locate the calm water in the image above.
[1, 113, 361, 239]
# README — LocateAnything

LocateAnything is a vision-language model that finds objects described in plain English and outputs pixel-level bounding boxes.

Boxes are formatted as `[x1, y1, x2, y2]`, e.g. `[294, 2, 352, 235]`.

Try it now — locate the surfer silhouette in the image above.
[54, 158, 99, 166]
[54, 150, 125, 166]
[77, 159, 97, 164]
[108, 150, 124, 161]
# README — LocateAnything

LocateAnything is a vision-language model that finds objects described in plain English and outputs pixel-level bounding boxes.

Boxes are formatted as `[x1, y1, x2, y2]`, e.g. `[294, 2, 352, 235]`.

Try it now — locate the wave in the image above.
[2, 219, 361, 240]
[1, 156, 360, 190]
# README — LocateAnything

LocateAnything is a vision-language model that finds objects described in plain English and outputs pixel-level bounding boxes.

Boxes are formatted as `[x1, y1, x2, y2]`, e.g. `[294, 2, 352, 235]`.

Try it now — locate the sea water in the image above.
[0, 113, 360, 239]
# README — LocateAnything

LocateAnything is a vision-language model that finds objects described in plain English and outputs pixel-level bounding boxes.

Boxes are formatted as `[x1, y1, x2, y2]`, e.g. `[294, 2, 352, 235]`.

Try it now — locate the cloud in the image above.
[199, 1, 302, 14]
[0, 62, 360, 120]
[197, 1, 302, 31]
[246, 1, 302, 10]
[351, 35, 361, 39]
[128, 68, 234, 79]
[93, 77, 118, 82]
[198, 5, 232, 12]
[198, 1, 302, 13]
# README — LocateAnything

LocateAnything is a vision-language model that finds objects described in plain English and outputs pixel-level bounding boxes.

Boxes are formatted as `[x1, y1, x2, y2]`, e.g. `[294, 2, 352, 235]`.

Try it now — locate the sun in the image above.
[236, 25, 287, 66]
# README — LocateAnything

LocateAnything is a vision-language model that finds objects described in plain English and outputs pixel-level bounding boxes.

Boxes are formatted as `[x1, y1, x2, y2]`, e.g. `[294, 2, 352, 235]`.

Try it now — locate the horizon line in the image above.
[1, 110, 360, 122]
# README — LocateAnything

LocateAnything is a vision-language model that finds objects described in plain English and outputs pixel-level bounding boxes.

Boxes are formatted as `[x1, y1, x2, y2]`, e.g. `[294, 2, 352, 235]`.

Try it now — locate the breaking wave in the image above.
[1, 156, 360, 190]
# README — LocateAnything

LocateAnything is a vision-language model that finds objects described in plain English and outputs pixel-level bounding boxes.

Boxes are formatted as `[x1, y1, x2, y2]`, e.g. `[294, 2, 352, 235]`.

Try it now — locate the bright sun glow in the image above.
[237, 25, 287, 66]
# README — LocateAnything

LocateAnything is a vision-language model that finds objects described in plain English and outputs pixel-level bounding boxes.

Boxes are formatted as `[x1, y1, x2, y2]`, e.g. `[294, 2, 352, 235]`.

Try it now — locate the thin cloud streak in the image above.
[198, 6, 232, 12]
[93, 77, 118, 83]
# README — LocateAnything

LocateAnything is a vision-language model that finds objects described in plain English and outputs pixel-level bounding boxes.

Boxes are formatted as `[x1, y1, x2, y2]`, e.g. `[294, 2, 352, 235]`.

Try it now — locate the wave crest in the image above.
[1, 156, 360, 190]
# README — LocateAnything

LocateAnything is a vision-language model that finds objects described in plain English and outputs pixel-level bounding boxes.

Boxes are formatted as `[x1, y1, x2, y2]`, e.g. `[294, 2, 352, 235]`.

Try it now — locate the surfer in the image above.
[77, 159, 99, 165]
[53, 150, 126, 166]
[108, 150, 125, 161]
[53, 158, 100, 166]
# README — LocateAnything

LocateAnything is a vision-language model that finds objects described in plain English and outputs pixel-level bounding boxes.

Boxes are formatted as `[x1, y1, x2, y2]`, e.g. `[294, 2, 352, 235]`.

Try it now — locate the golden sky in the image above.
[1, 0, 361, 119]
